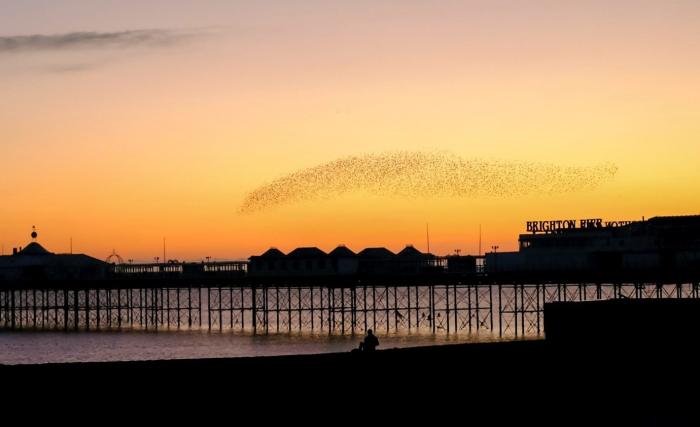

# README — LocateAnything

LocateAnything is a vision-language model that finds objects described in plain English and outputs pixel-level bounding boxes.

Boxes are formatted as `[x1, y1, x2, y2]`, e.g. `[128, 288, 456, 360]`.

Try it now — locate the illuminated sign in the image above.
[526, 218, 634, 233]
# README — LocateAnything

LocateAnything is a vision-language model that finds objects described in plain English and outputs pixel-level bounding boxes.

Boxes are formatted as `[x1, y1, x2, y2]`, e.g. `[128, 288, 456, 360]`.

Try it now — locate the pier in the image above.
[2, 281, 699, 337]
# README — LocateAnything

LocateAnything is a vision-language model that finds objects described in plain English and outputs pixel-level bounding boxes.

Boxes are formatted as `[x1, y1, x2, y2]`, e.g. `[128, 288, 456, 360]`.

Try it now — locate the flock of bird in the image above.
[239, 151, 618, 213]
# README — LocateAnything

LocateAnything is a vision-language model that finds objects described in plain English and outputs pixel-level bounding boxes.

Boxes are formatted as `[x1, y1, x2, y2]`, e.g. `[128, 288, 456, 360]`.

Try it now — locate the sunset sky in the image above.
[1, 1, 699, 261]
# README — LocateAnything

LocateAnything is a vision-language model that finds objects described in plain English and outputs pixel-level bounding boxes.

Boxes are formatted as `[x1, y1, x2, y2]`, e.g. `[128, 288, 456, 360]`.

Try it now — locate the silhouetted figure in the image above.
[362, 329, 379, 352]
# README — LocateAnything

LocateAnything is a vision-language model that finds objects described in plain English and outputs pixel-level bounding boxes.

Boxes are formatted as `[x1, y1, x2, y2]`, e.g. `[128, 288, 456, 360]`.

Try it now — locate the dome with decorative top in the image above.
[18, 242, 52, 255]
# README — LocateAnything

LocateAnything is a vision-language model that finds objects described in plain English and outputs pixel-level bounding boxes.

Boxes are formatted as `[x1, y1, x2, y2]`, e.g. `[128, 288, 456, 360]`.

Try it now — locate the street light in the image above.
[491, 246, 499, 273]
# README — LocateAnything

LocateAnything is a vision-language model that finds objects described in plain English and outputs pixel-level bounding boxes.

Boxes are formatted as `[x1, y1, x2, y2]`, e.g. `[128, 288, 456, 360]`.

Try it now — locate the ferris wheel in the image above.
[105, 249, 125, 265]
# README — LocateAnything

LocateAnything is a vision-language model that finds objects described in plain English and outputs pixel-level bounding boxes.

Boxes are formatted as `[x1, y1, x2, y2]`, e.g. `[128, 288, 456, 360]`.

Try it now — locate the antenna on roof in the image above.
[479, 224, 482, 256]
[426, 223, 430, 254]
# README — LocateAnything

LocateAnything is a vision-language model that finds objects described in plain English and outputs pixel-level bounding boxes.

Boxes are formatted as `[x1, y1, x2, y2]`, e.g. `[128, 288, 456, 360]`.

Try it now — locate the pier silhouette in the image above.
[2, 282, 700, 338]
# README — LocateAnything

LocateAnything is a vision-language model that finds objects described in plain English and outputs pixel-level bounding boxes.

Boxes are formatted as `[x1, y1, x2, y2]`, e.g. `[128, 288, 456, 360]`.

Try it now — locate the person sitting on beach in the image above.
[362, 329, 379, 352]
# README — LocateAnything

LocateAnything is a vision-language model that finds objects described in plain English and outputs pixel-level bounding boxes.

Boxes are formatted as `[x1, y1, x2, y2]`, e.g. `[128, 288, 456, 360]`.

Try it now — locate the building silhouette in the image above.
[0, 232, 108, 282]
[485, 215, 700, 278]
[248, 244, 440, 277]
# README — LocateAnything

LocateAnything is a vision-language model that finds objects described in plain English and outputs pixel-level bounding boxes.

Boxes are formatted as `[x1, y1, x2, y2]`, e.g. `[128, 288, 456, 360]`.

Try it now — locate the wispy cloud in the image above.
[0, 29, 194, 54]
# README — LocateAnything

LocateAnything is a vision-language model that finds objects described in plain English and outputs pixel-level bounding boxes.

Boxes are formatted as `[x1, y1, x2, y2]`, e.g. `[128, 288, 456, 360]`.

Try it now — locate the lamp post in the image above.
[491, 245, 499, 273]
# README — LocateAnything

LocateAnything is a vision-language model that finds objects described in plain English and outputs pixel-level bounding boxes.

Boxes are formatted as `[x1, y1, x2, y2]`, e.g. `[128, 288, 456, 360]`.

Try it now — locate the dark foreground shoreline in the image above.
[1, 338, 696, 424]
[2, 337, 696, 391]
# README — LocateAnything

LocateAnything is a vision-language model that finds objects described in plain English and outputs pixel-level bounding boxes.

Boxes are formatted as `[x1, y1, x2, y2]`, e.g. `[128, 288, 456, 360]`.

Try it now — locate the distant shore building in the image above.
[328, 245, 359, 275]
[248, 247, 286, 276]
[249, 244, 440, 277]
[286, 247, 333, 276]
[356, 247, 396, 275]
[485, 215, 700, 277]
[6, 214, 697, 284]
[0, 231, 109, 282]
[249, 246, 350, 277]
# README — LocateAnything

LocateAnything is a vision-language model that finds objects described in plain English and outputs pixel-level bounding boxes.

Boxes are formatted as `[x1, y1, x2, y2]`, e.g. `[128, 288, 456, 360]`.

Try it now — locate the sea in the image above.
[0, 329, 504, 365]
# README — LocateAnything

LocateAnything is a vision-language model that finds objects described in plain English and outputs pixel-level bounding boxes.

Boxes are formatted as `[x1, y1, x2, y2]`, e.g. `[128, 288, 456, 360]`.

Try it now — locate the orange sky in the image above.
[1, 1, 699, 261]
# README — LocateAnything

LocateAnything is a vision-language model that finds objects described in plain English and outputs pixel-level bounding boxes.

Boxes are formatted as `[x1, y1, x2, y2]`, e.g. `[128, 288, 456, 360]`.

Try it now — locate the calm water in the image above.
[5, 282, 675, 365]
[0, 330, 504, 365]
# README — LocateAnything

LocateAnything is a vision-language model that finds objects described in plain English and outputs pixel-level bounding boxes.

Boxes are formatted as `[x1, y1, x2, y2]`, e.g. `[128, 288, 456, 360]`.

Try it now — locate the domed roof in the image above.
[259, 248, 286, 258]
[287, 247, 327, 257]
[398, 245, 424, 257]
[18, 242, 53, 256]
[329, 245, 356, 257]
[357, 247, 395, 258]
